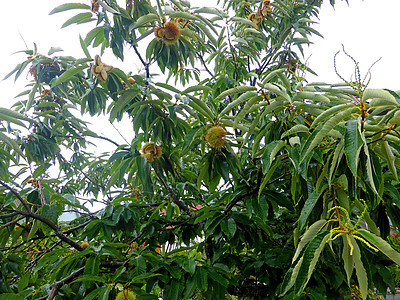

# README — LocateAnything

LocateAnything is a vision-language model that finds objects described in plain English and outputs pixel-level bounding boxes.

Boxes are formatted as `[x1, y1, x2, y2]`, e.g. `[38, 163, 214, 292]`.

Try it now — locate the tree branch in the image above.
[196, 52, 214, 77]
[0, 216, 24, 231]
[12, 209, 83, 251]
[0, 180, 31, 212]
[224, 166, 263, 214]
[37, 261, 125, 300]
[132, 44, 150, 79]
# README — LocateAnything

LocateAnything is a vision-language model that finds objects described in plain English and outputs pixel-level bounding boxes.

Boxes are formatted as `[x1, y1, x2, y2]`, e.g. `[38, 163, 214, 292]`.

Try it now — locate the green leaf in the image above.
[311, 103, 354, 129]
[0, 108, 34, 126]
[262, 140, 286, 173]
[344, 119, 363, 178]
[293, 219, 327, 263]
[302, 106, 359, 160]
[61, 12, 94, 28]
[358, 229, 400, 265]
[216, 86, 257, 100]
[53, 66, 87, 86]
[110, 89, 139, 121]
[26, 82, 39, 111]
[232, 17, 257, 28]
[294, 231, 329, 295]
[362, 89, 399, 105]
[48, 47, 63, 55]
[49, 3, 91, 15]
[131, 13, 160, 29]
[362, 143, 379, 195]
[181, 125, 204, 154]
[183, 258, 196, 276]
[79, 35, 91, 59]
[351, 237, 368, 300]
[298, 189, 322, 231]
[183, 275, 196, 300]
[382, 141, 399, 181]
[0, 132, 22, 155]
[84, 256, 100, 276]
[342, 235, 354, 285]
[233, 95, 262, 128]
[219, 91, 258, 117]
[281, 125, 309, 138]
[73, 275, 106, 283]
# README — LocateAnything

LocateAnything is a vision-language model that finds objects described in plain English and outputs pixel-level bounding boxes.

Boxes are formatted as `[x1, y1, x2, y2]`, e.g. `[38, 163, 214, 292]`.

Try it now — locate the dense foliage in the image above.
[1, 0, 400, 299]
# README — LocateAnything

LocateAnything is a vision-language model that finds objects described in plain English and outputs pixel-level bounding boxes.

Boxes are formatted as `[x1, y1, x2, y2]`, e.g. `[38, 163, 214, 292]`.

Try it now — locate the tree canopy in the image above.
[1, 0, 400, 299]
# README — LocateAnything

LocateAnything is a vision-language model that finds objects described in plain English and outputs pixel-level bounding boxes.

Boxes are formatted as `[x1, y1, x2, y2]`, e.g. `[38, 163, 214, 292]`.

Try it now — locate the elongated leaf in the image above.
[298, 189, 324, 231]
[258, 156, 282, 199]
[262, 140, 286, 173]
[384, 89, 400, 105]
[26, 83, 39, 111]
[328, 139, 344, 185]
[363, 143, 378, 195]
[183, 275, 196, 300]
[382, 141, 399, 181]
[219, 91, 258, 116]
[0, 108, 34, 125]
[311, 103, 354, 128]
[185, 95, 214, 121]
[294, 91, 330, 104]
[281, 125, 309, 138]
[344, 119, 363, 178]
[61, 13, 94, 28]
[73, 275, 106, 283]
[232, 17, 257, 28]
[263, 83, 291, 102]
[53, 66, 87, 86]
[362, 89, 398, 105]
[302, 107, 359, 160]
[110, 89, 139, 121]
[98, 0, 120, 14]
[49, 3, 90, 15]
[233, 95, 261, 128]
[79, 35, 91, 59]
[351, 237, 368, 300]
[131, 13, 160, 29]
[294, 231, 329, 294]
[0, 132, 22, 155]
[216, 86, 256, 100]
[357, 229, 400, 265]
[342, 235, 354, 285]
[183, 85, 212, 94]
[293, 219, 327, 263]
[263, 68, 287, 84]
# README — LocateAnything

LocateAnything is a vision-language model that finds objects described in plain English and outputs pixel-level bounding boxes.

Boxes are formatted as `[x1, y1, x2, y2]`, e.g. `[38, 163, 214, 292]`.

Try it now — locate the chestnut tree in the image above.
[1, 0, 400, 299]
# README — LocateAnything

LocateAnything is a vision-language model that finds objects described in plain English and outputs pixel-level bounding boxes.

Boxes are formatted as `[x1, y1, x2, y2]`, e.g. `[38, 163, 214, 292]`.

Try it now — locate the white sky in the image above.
[0, 0, 399, 110]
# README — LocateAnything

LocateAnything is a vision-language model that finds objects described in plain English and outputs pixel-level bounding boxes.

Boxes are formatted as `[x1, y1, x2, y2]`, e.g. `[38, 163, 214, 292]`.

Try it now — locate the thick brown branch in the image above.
[0, 211, 18, 219]
[0, 216, 25, 231]
[224, 166, 263, 214]
[63, 219, 93, 235]
[12, 209, 83, 251]
[153, 163, 196, 218]
[0, 180, 31, 212]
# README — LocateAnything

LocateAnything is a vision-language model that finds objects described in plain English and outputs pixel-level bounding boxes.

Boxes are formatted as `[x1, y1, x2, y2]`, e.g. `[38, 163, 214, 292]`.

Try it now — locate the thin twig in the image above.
[196, 52, 214, 77]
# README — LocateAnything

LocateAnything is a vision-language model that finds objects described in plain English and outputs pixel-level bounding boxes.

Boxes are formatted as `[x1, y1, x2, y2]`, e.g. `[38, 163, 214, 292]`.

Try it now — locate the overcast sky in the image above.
[1, 0, 399, 107]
